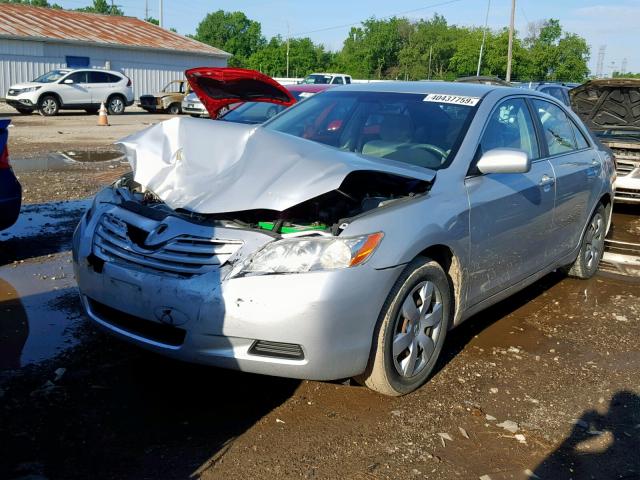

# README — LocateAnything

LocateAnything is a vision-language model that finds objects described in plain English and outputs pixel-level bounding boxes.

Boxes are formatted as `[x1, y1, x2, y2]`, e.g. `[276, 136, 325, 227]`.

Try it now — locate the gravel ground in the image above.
[0, 104, 638, 480]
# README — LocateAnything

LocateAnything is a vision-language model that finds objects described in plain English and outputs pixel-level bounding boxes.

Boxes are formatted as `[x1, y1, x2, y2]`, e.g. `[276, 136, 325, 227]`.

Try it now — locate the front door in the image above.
[465, 97, 556, 305]
[58, 71, 90, 105]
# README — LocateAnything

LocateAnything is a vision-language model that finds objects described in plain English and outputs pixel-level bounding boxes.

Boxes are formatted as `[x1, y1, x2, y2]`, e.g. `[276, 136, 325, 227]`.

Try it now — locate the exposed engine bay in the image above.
[112, 169, 431, 236]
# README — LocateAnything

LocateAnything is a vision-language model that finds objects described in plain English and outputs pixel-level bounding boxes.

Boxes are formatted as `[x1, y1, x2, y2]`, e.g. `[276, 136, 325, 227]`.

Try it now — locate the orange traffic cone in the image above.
[98, 102, 109, 126]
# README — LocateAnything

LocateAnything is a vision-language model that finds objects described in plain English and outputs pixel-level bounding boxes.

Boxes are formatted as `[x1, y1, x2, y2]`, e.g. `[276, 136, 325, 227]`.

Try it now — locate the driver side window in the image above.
[480, 98, 539, 160]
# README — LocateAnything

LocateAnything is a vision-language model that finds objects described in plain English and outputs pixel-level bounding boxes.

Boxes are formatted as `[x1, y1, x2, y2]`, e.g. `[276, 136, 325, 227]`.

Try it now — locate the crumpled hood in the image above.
[570, 79, 640, 131]
[117, 117, 435, 214]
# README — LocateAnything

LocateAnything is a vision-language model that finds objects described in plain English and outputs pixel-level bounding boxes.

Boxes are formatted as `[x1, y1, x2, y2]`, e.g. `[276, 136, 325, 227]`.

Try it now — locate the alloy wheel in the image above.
[584, 212, 605, 269]
[41, 98, 57, 115]
[392, 280, 443, 378]
[110, 97, 124, 114]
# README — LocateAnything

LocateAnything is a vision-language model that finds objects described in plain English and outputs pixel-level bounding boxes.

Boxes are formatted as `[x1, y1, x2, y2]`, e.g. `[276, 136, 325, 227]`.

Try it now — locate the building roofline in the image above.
[0, 33, 232, 58]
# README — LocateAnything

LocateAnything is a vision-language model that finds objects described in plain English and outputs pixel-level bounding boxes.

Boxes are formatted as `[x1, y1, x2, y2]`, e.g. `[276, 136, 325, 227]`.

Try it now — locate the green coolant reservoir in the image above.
[258, 221, 327, 234]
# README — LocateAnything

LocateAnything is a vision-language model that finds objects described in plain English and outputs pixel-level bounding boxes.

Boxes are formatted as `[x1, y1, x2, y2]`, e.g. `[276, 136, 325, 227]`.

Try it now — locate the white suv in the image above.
[5, 68, 134, 116]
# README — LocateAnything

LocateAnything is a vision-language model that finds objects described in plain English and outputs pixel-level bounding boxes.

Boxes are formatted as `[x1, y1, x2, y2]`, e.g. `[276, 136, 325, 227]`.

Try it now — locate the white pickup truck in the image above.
[300, 73, 352, 85]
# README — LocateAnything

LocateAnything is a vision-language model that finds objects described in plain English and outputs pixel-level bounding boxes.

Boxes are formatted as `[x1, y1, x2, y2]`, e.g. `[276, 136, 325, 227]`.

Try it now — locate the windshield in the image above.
[163, 81, 184, 93]
[264, 91, 478, 170]
[302, 74, 331, 85]
[33, 70, 68, 83]
[221, 101, 288, 124]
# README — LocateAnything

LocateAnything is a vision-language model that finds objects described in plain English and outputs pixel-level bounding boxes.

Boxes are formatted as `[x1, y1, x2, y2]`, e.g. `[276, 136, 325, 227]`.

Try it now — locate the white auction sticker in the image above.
[424, 93, 480, 106]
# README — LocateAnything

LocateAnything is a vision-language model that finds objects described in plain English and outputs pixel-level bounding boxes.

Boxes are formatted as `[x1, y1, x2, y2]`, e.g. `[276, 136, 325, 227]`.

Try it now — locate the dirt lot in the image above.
[0, 107, 639, 480]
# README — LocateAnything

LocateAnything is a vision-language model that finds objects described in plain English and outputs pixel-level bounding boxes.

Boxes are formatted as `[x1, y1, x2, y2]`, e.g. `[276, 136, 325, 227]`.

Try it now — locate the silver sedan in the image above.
[73, 82, 615, 395]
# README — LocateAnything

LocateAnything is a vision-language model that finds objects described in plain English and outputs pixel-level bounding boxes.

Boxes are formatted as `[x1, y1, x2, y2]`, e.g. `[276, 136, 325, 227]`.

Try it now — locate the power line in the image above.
[285, 0, 465, 38]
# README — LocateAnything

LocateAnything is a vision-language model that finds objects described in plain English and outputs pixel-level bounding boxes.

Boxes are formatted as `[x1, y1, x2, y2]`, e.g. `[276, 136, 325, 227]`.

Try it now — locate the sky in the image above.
[54, 0, 640, 74]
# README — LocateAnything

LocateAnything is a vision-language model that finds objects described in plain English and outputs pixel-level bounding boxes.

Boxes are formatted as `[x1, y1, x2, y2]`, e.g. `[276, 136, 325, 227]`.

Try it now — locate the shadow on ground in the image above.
[533, 390, 640, 479]
[0, 317, 300, 479]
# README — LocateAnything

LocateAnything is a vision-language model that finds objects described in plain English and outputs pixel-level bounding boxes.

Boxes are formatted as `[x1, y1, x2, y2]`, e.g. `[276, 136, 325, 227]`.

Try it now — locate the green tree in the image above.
[246, 36, 332, 77]
[0, 0, 62, 7]
[195, 10, 265, 67]
[145, 17, 159, 25]
[75, 0, 123, 15]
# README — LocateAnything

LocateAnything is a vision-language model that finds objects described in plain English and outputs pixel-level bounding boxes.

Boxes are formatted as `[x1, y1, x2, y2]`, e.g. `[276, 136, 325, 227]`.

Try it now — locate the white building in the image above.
[0, 4, 230, 98]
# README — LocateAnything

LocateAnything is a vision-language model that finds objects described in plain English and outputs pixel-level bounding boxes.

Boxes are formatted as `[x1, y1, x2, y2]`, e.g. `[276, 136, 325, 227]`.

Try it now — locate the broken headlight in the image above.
[85, 188, 118, 223]
[233, 232, 384, 275]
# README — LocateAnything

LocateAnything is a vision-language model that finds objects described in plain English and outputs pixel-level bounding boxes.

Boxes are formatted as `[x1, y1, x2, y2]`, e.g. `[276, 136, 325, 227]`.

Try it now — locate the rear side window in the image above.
[480, 98, 540, 160]
[107, 73, 122, 83]
[89, 71, 110, 83]
[532, 99, 577, 155]
[332, 77, 344, 85]
[345, 77, 351, 84]
[572, 123, 590, 149]
[541, 86, 569, 106]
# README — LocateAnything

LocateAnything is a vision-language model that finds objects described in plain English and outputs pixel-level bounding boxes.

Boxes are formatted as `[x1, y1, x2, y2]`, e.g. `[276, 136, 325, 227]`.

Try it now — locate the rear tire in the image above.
[107, 95, 125, 115]
[356, 257, 452, 396]
[566, 204, 606, 279]
[38, 95, 59, 116]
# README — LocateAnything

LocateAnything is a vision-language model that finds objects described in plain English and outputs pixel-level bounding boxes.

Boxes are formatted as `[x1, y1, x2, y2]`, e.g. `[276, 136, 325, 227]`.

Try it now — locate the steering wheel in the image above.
[411, 143, 449, 166]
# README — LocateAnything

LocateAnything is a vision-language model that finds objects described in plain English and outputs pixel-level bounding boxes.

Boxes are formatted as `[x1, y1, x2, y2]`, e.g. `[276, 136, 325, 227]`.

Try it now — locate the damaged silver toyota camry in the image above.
[73, 75, 615, 395]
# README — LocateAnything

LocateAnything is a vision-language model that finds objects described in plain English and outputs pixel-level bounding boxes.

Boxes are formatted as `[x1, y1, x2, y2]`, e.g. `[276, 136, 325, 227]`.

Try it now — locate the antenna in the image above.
[476, 0, 491, 76]
[145, 0, 148, 20]
[596, 45, 606, 78]
[159, 0, 163, 28]
[621, 58, 628, 75]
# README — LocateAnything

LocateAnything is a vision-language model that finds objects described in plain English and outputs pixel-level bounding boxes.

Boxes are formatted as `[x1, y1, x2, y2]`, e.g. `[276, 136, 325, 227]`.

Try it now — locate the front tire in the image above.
[107, 95, 125, 115]
[38, 95, 59, 116]
[168, 103, 181, 115]
[566, 204, 606, 279]
[358, 257, 452, 396]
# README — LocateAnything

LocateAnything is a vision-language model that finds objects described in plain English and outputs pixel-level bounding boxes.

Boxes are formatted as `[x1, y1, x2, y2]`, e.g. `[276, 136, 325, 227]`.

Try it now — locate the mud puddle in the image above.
[0, 252, 82, 369]
[11, 149, 125, 172]
[0, 199, 89, 265]
[601, 205, 640, 278]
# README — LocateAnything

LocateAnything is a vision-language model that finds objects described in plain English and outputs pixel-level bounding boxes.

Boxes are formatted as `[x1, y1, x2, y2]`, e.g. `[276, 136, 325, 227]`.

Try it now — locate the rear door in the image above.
[531, 98, 600, 260]
[87, 71, 114, 104]
[58, 71, 90, 105]
[465, 97, 556, 304]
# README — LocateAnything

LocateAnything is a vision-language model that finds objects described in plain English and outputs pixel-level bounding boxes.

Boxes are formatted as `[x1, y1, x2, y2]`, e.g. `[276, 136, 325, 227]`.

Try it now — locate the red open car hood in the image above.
[185, 67, 296, 118]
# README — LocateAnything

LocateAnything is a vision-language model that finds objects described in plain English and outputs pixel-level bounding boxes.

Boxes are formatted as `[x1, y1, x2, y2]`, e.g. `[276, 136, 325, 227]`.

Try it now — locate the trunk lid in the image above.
[185, 67, 296, 118]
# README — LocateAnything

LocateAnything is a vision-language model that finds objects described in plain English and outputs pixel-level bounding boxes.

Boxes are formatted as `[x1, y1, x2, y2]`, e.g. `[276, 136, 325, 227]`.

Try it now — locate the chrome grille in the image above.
[616, 160, 638, 176]
[93, 213, 242, 276]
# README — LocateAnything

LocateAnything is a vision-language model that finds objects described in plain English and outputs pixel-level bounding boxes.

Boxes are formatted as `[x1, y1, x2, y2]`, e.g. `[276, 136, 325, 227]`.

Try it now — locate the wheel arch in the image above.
[37, 91, 62, 106]
[416, 244, 464, 327]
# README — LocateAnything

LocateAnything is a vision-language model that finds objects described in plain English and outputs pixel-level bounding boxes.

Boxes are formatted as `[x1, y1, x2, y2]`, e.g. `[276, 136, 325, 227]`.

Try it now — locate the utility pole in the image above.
[476, 0, 491, 76]
[286, 23, 290, 78]
[159, 0, 163, 28]
[145, 0, 148, 20]
[427, 45, 433, 80]
[505, 0, 515, 82]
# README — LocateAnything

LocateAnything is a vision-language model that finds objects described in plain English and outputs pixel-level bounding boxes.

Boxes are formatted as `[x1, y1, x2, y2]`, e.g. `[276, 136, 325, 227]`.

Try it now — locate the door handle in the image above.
[591, 159, 600, 166]
[539, 174, 555, 186]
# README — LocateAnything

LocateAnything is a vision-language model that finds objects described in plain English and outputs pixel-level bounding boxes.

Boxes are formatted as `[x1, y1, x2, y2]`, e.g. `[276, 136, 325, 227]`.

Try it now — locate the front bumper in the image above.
[73, 209, 402, 380]
[5, 95, 37, 110]
[182, 102, 206, 116]
[614, 170, 640, 203]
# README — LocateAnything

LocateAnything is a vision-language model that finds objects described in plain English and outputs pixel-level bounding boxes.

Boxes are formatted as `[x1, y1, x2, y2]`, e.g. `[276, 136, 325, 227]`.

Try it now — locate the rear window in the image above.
[264, 91, 477, 170]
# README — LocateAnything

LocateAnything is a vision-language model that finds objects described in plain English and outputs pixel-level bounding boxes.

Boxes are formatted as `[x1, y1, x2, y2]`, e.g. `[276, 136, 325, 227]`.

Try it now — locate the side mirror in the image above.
[476, 148, 531, 174]
[63, 79, 74, 84]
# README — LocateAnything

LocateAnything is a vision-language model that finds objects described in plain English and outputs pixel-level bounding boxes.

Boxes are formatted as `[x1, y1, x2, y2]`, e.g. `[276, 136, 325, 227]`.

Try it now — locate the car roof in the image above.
[329, 80, 514, 96]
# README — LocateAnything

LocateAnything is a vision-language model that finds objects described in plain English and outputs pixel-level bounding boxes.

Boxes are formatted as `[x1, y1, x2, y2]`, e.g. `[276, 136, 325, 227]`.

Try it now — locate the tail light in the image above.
[0, 119, 10, 169]
[126, 76, 132, 87]
[0, 146, 9, 169]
